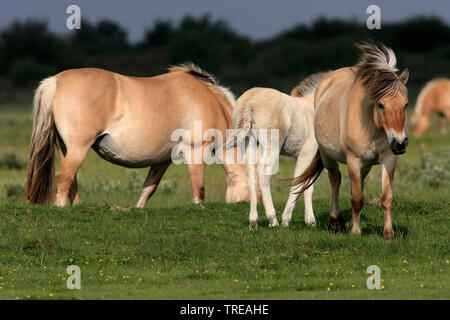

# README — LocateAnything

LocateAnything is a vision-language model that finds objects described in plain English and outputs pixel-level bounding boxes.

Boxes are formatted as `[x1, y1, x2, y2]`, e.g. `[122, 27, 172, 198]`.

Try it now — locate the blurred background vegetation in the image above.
[0, 15, 449, 105]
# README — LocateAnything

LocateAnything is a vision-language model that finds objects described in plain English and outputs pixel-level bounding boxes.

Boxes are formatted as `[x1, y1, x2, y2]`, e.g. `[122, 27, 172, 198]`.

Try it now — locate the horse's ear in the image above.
[399, 68, 409, 84]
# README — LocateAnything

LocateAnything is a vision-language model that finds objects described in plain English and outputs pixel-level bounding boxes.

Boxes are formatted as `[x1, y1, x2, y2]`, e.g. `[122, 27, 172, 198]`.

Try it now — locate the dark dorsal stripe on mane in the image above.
[291, 72, 330, 97]
[169, 62, 236, 108]
[355, 42, 407, 101]
[169, 62, 219, 86]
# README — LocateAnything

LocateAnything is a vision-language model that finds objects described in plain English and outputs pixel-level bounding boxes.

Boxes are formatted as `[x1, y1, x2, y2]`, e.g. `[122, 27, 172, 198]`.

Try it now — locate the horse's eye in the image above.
[377, 103, 385, 110]
[404, 103, 408, 110]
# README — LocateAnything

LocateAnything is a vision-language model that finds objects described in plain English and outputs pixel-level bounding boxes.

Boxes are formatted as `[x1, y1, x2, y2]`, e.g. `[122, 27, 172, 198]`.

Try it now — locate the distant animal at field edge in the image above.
[411, 77, 450, 136]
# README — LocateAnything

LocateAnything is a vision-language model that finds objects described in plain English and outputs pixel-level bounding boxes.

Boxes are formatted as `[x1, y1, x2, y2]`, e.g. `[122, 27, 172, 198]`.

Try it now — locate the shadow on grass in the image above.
[287, 207, 410, 239]
[362, 224, 410, 239]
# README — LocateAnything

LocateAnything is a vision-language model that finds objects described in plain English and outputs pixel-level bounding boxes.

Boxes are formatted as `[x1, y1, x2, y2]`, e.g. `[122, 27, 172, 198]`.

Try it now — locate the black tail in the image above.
[291, 150, 324, 194]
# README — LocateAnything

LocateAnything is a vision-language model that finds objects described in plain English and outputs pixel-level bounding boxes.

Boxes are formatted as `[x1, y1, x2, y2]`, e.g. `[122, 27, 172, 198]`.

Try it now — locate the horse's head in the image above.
[374, 69, 410, 155]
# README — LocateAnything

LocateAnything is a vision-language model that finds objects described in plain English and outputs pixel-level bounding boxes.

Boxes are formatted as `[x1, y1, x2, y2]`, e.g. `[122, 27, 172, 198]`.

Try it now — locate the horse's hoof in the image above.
[383, 228, 394, 241]
[349, 227, 361, 236]
[281, 220, 289, 227]
[329, 215, 346, 232]
[249, 221, 258, 230]
[349, 221, 361, 235]
[305, 219, 316, 227]
[269, 219, 279, 228]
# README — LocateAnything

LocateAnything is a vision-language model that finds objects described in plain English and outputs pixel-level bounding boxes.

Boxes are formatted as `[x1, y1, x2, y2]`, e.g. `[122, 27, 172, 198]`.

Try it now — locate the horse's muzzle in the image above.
[390, 137, 408, 155]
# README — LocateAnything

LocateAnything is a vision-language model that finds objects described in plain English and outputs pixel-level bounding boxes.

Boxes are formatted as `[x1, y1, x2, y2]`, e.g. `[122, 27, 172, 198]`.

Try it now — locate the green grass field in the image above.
[0, 107, 448, 299]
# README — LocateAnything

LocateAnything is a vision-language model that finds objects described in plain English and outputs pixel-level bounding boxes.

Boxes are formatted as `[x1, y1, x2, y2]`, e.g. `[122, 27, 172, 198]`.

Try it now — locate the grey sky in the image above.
[0, 0, 449, 42]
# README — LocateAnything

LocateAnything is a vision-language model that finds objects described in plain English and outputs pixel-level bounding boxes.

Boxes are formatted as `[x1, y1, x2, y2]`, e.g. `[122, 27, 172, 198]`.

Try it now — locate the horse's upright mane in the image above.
[169, 62, 236, 107]
[291, 72, 329, 97]
[355, 42, 407, 101]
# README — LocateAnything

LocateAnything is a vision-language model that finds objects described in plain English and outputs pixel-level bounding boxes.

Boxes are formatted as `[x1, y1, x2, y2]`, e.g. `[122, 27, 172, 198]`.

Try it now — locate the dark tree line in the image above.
[0, 15, 449, 104]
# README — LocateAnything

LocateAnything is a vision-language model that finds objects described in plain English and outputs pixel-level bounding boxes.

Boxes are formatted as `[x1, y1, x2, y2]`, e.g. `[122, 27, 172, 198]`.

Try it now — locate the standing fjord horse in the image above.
[293, 43, 409, 240]
[412, 78, 450, 136]
[229, 73, 327, 229]
[26, 64, 250, 207]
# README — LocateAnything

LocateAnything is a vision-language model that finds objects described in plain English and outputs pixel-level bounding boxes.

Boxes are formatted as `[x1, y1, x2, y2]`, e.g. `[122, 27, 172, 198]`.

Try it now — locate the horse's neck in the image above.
[345, 86, 383, 149]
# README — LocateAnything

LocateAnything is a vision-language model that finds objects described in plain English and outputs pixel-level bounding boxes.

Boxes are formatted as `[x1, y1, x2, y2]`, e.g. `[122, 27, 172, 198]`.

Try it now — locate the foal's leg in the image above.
[247, 162, 259, 229]
[380, 154, 397, 240]
[256, 152, 279, 228]
[136, 162, 171, 208]
[347, 155, 364, 235]
[55, 146, 89, 207]
[303, 184, 315, 226]
[281, 145, 318, 227]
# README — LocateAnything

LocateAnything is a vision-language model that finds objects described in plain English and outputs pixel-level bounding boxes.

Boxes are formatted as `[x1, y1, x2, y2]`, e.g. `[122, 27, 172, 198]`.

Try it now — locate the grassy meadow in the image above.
[0, 106, 448, 299]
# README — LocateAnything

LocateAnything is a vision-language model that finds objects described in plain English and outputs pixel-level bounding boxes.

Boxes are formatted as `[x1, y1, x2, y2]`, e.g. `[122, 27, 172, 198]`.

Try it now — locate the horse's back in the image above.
[237, 87, 294, 131]
[51, 67, 231, 167]
[236, 87, 314, 156]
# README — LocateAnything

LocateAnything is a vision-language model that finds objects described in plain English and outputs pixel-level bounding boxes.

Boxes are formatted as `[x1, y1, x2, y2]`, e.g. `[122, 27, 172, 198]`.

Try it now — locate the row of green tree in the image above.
[0, 15, 449, 103]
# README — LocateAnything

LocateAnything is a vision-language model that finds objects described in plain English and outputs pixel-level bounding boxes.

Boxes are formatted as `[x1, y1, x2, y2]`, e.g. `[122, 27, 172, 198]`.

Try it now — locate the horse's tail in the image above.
[291, 71, 330, 97]
[226, 100, 254, 149]
[26, 76, 57, 204]
[291, 150, 324, 194]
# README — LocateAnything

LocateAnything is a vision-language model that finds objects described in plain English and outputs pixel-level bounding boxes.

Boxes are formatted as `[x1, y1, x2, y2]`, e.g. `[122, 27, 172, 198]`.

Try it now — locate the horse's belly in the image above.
[92, 132, 173, 168]
[318, 141, 347, 164]
[281, 128, 307, 157]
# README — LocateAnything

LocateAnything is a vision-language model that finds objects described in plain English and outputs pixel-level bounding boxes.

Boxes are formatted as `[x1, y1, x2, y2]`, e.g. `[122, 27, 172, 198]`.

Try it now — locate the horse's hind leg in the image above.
[55, 145, 89, 207]
[256, 153, 279, 228]
[281, 142, 318, 227]
[247, 163, 259, 229]
[324, 156, 344, 231]
[136, 162, 171, 208]
[188, 162, 206, 204]
[58, 149, 80, 205]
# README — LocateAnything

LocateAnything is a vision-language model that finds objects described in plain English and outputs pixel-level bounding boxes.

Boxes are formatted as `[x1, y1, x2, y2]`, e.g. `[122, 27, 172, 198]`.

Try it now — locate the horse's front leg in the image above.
[136, 162, 171, 208]
[347, 155, 363, 235]
[380, 154, 397, 240]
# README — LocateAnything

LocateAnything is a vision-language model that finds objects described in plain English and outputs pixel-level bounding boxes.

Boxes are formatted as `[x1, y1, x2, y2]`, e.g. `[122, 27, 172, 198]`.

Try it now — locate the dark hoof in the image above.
[383, 228, 394, 241]
[329, 215, 346, 233]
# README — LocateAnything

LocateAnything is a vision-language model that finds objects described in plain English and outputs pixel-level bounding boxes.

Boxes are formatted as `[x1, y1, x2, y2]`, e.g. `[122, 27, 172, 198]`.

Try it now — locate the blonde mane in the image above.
[355, 42, 407, 101]
[169, 62, 236, 108]
[291, 72, 329, 97]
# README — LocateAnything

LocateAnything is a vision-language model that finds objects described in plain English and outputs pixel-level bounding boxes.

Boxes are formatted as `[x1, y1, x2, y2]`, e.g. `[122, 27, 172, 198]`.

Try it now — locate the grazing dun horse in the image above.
[229, 73, 327, 229]
[26, 64, 250, 207]
[411, 78, 450, 136]
[292, 43, 409, 240]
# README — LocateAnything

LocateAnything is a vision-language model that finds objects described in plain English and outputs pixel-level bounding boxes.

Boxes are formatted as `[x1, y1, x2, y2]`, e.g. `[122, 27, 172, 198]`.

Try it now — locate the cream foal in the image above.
[230, 73, 327, 229]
